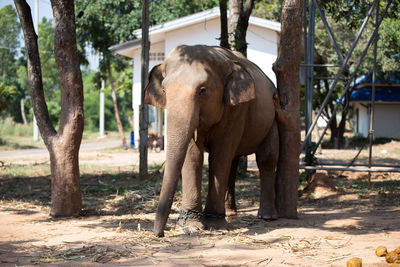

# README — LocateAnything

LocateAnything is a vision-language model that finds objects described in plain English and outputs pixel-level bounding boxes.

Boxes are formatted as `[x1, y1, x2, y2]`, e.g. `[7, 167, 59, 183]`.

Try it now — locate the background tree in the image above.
[312, 0, 400, 147]
[14, 0, 84, 216]
[0, 5, 23, 117]
[228, 0, 254, 56]
[74, 0, 138, 146]
[252, 0, 281, 21]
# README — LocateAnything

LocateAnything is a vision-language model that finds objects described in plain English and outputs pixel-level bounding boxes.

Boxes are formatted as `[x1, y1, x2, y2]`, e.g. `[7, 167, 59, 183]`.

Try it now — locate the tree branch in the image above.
[14, 0, 56, 143]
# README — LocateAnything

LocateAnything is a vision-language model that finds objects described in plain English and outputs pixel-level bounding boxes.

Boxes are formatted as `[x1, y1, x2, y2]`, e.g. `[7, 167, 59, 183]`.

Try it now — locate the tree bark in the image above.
[15, 0, 83, 217]
[219, 0, 229, 49]
[140, 0, 150, 178]
[108, 65, 126, 147]
[20, 98, 28, 125]
[272, 0, 303, 219]
[228, 0, 254, 56]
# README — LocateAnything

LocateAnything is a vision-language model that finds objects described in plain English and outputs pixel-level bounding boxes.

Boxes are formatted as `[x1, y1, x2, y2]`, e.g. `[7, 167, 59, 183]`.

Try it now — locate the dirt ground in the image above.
[0, 140, 400, 266]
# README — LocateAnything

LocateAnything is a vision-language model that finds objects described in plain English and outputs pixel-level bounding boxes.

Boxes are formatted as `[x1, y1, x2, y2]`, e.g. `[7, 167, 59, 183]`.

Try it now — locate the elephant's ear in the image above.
[144, 64, 166, 108]
[224, 61, 256, 106]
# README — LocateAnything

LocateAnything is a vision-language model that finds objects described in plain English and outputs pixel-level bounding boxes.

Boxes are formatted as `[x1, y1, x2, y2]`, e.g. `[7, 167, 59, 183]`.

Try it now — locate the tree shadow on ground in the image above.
[2, 167, 400, 266]
[1, 168, 400, 237]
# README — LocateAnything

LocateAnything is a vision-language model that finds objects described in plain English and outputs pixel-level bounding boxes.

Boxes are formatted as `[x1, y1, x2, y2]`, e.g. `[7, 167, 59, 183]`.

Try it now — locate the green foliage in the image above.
[0, 5, 23, 116]
[378, 14, 400, 73]
[0, 82, 19, 113]
[0, 5, 21, 78]
[149, 0, 218, 24]
[253, 0, 281, 22]
[81, 67, 133, 132]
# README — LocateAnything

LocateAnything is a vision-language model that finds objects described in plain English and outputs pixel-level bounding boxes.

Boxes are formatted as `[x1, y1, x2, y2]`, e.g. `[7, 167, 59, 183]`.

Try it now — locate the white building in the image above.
[110, 7, 281, 148]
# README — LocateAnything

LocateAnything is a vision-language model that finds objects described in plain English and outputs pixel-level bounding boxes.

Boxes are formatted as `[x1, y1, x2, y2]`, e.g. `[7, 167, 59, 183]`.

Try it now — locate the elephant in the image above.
[145, 45, 279, 237]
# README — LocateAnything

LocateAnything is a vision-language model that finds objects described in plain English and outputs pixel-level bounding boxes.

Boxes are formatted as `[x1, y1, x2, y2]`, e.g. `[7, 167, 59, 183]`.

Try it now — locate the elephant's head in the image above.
[145, 45, 256, 237]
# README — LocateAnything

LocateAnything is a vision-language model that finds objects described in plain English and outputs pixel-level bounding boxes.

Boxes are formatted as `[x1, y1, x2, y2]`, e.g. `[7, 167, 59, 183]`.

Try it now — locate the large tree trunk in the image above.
[108, 65, 126, 147]
[228, 0, 254, 56]
[15, 0, 84, 216]
[272, 0, 303, 219]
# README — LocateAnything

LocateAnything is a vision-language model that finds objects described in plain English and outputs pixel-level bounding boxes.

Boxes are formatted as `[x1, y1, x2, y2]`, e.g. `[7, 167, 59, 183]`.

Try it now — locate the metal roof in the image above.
[350, 72, 400, 102]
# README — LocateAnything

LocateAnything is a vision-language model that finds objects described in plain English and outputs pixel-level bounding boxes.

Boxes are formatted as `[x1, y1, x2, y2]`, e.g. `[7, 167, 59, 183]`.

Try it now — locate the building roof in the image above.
[350, 72, 400, 102]
[109, 7, 280, 54]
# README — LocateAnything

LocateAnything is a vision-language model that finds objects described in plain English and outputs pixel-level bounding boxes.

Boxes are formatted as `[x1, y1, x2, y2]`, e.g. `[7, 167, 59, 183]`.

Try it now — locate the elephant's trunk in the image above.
[154, 99, 199, 237]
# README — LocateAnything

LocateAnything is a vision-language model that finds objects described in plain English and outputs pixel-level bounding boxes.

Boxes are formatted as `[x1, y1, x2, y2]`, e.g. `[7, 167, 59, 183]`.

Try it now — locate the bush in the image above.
[0, 117, 32, 137]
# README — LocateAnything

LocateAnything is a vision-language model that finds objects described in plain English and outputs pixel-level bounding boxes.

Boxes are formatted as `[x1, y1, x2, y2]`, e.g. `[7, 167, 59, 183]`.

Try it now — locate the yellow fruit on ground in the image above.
[376, 246, 388, 257]
[394, 246, 400, 254]
[347, 257, 362, 267]
[386, 251, 400, 263]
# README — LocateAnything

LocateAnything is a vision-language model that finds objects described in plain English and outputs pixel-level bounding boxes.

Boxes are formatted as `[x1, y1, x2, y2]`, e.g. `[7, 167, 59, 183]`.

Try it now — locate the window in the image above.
[149, 52, 165, 61]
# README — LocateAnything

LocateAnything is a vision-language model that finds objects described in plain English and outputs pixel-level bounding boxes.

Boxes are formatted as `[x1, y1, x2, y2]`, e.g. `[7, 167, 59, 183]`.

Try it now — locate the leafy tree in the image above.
[253, 0, 281, 22]
[313, 0, 400, 146]
[0, 81, 19, 113]
[378, 12, 400, 73]
[0, 5, 22, 115]
[75, 0, 139, 146]
[0, 5, 20, 78]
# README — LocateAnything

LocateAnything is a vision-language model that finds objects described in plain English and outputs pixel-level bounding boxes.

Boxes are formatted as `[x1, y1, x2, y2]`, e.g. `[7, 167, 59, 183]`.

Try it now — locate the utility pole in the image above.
[99, 79, 105, 138]
[33, 0, 39, 141]
[139, 0, 150, 178]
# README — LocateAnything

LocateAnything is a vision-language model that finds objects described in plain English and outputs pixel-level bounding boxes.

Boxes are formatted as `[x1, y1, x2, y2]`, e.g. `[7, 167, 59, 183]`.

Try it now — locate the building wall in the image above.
[353, 102, 400, 139]
[374, 103, 400, 139]
[247, 24, 278, 85]
[353, 103, 369, 137]
[132, 42, 165, 147]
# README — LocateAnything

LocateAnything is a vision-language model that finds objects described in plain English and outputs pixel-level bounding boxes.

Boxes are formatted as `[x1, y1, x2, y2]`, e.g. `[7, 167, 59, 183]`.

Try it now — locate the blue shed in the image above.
[350, 72, 400, 139]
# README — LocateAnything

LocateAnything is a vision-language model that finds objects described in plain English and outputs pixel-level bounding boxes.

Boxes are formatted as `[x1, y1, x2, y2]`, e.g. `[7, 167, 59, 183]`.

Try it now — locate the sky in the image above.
[1, 0, 99, 70]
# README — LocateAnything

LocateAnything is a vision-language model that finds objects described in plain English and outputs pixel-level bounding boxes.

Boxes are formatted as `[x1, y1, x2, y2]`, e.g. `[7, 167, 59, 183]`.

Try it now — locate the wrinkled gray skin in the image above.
[145, 45, 279, 237]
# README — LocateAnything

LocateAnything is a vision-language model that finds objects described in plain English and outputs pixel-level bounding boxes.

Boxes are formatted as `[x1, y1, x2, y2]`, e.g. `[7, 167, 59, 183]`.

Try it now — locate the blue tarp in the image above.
[349, 72, 400, 102]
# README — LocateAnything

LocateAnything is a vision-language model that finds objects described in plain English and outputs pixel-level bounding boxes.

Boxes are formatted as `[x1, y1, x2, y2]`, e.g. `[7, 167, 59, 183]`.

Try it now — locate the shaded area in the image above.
[1, 164, 400, 265]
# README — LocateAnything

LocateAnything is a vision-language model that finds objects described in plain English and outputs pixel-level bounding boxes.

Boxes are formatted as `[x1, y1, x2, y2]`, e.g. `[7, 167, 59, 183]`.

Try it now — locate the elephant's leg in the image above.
[178, 138, 205, 233]
[255, 121, 279, 220]
[204, 151, 234, 230]
[225, 156, 239, 216]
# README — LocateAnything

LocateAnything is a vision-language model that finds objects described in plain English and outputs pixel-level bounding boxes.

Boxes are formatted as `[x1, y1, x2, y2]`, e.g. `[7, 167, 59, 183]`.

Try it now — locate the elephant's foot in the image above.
[257, 207, 278, 221]
[203, 212, 229, 230]
[176, 209, 205, 235]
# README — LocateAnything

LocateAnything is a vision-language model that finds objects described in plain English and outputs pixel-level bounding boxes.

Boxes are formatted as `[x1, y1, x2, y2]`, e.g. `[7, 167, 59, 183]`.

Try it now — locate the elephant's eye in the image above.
[199, 86, 206, 95]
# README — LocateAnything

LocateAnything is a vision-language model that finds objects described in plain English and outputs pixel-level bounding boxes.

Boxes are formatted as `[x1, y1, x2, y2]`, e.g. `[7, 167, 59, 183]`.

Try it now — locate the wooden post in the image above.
[139, 0, 150, 178]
